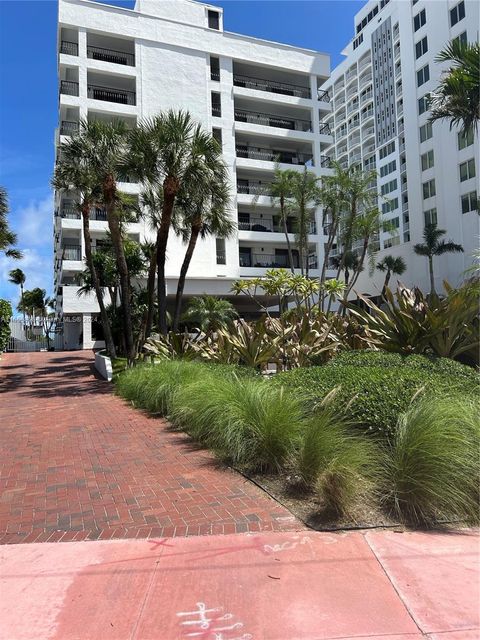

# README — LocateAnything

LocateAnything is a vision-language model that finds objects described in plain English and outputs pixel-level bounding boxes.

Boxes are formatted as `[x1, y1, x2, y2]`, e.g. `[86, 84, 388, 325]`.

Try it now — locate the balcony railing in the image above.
[60, 80, 79, 97]
[235, 146, 313, 166]
[233, 73, 311, 99]
[360, 91, 373, 104]
[238, 217, 276, 232]
[319, 122, 331, 135]
[234, 109, 312, 132]
[363, 126, 375, 138]
[87, 45, 135, 67]
[60, 204, 79, 219]
[90, 207, 107, 221]
[63, 245, 81, 261]
[362, 109, 374, 121]
[87, 84, 136, 105]
[359, 73, 373, 87]
[318, 89, 330, 102]
[216, 252, 226, 265]
[347, 102, 359, 114]
[237, 182, 271, 196]
[240, 253, 293, 269]
[60, 120, 79, 136]
[60, 41, 78, 56]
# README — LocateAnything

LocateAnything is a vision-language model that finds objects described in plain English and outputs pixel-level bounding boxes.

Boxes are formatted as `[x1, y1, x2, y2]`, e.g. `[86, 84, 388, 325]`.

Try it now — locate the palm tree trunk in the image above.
[20, 283, 26, 330]
[157, 181, 177, 335]
[280, 197, 295, 274]
[173, 220, 201, 331]
[381, 270, 391, 300]
[428, 255, 436, 296]
[81, 203, 116, 358]
[145, 248, 157, 339]
[319, 219, 338, 312]
[103, 175, 135, 362]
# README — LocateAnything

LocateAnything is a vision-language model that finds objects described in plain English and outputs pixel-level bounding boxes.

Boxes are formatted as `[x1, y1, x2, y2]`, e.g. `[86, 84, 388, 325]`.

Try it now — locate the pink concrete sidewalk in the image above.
[1, 528, 478, 640]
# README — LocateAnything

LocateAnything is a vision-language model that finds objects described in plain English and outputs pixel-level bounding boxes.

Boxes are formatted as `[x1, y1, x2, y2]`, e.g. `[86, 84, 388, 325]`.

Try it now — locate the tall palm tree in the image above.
[8, 268, 26, 328]
[0, 187, 22, 259]
[172, 165, 233, 331]
[182, 294, 238, 335]
[269, 167, 297, 273]
[376, 255, 407, 298]
[413, 223, 464, 297]
[53, 121, 117, 358]
[429, 40, 480, 133]
[126, 110, 225, 335]
[289, 167, 322, 276]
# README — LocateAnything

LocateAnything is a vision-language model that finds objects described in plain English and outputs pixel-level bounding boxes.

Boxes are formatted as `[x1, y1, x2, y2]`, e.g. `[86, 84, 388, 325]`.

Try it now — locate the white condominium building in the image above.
[54, 0, 332, 349]
[322, 0, 479, 297]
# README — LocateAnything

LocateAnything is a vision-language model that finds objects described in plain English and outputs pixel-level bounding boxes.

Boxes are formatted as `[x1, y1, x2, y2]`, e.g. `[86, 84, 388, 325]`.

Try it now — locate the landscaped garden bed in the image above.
[116, 354, 479, 530]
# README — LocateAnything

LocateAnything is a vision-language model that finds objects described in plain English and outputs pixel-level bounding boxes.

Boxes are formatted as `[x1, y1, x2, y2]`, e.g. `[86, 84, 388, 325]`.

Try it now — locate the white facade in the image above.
[322, 0, 479, 297]
[54, 0, 333, 348]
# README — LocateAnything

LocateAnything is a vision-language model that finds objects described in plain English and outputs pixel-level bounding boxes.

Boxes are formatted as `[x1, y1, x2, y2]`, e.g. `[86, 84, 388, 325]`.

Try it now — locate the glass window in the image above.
[413, 8, 426, 31]
[459, 158, 476, 182]
[421, 149, 434, 171]
[417, 64, 430, 87]
[458, 128, 474, 150]
[211, 92, 221, 117]
[450, 1, 465, 27]
[418, 94, 430, 115]
[210, 56, 220, 81]
[420, 122, 433, 142]
[208, 10, 220, 30]
[453, 31, 467, 47]
[423, 178, 436, 199]
[461, 191, 477, 214]
[415, 36, 428, 59]
[424, 207, 437, 225]
[212, 128, 222, 147]
[216, 238, 226, 264]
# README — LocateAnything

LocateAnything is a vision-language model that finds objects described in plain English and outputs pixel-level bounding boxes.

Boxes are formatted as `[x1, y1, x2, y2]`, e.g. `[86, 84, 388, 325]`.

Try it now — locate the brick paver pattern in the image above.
[0, 352, 302, 544]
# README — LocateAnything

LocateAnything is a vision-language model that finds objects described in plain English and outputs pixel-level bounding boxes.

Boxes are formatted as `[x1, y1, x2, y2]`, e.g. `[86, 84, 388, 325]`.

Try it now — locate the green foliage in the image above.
[0, 299, 13, 352]
[182, 295, 238, 334]
[384, 397, 480, 525]
[273, 351, 479, 438]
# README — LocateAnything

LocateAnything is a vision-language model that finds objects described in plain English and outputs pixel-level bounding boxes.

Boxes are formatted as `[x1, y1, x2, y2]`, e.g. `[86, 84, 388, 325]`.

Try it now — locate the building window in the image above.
[382, 197, 399, 214]
[461, 191, 477, 214]
[424, 207, 437, 225]
[418, 94, 430, 115]
[453, 31, 468, 47]
[417, 64, 430, 87]
[413, 8, 426, 31]
[421, 149, 434, 171]
[212, 127, 222, 147]
[459, 158, 476, 182]
[419, 122, 433, 142]
[216, 238, 226, 264]
[211, 92, 221, 117]
[208, 10, 220, 30]
[450, 1, 465, 27]
[423, 178, 436, 199]
[384, 236, 400, 248]
[381, 179, 398, 196]
[380, 160, 396, 177]
[415, 36, 428, 59]
[458, 128, 474, 150]
[379, 140, 395, 159]
[210, 56, 220, 82]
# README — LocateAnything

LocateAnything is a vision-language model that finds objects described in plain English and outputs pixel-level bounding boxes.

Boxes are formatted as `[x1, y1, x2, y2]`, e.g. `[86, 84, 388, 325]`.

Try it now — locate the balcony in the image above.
[318, 89, 330, 102]
[60, 120, 79, 136]
[234, 109, 312, 132]
[361, 108, 374, 122]
[59, 204, 79, 219]
[238, 217, 277, 232]
[87, 45, 135, 67]
[237, 181, 272, 196]
[87, 84, 136, 106]
[359, 73, 373, 88]
[240, 252, 317, 270]
[360, 90, 373, 105]
[60, 80, 79, 97]
[347, 101, 359, 114]
[236, 145, 313, 166]
[60, 41, 78, 56]
[62, 245, 81, 261]
[363, 126, 375, 138]
[233, 74, 310, 99]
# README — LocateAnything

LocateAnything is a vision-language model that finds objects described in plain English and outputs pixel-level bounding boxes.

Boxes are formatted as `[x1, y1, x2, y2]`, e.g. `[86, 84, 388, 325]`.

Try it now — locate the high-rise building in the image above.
[54, 0, 332, 349]
[322, 0, 479, 297]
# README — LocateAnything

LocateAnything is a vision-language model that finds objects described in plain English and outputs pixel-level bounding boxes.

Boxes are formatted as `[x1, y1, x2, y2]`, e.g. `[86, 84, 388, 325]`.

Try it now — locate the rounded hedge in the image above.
[273, 351, 479, 438]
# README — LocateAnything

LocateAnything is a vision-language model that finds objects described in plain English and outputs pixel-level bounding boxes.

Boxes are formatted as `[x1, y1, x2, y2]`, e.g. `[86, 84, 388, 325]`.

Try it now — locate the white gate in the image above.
[6, 320, 64, 352]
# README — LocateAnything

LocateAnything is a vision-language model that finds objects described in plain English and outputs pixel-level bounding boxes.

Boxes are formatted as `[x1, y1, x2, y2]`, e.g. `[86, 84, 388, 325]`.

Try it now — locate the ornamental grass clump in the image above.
[384, 397, 480, 525]
[298, 408, 381, 517]
[171, 376, 305, 472]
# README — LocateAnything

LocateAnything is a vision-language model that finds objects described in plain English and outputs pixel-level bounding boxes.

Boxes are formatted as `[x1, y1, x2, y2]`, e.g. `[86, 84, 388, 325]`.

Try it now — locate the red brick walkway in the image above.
[0, 352, 301, 544]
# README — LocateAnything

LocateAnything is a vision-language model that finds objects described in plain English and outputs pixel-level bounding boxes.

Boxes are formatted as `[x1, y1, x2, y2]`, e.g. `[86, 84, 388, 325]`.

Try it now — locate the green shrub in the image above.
[0, 299, 12, 352]
[384, 397, 480, 525]
[171, 376, 305, 472]
[298, 409, 381, 516]
[273, 352, 479, 438]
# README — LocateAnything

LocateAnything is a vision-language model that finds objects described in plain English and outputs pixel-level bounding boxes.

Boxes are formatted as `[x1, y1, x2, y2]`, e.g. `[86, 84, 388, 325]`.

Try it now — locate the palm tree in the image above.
[172, 163, 233, 331]
[289, 167, 322, 276]
[413, 223, 464, 297]
[0, 187, 22, 259]
[127, 111, 228, 335]
[269, 167, 296, 273]
[183, 294, 238, 335]
[8, 268, 26, 328]
[53, 121, 117, 358]
[376, 255, 407, 298]
[429, 40, 480, 133]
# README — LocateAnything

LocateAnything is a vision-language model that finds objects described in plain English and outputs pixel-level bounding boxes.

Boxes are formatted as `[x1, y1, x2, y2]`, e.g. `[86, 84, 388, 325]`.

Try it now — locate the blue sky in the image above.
[0, 0, 364, 309]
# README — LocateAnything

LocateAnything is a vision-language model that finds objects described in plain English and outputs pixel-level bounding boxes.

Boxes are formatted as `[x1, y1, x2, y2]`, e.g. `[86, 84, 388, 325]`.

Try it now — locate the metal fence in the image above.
[6, 320, 63, 353]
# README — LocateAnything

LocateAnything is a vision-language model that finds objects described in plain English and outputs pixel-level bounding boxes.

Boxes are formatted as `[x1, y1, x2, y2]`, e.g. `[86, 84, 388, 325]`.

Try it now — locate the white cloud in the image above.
[11, 195, 54, 248]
